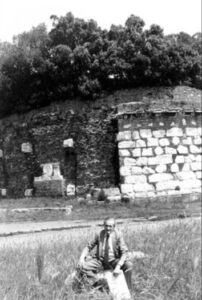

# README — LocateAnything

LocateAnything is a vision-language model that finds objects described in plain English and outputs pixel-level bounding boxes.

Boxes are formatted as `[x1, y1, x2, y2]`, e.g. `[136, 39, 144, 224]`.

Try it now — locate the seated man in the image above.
[78, 217, 133, 291]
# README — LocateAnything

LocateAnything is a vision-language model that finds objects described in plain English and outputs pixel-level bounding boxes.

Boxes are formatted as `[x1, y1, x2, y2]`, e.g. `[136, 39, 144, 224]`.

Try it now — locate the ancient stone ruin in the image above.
[0, 86, 201, 200]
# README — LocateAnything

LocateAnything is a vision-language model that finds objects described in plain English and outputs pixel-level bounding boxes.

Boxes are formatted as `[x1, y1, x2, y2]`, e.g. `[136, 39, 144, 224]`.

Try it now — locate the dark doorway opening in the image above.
[64, 148, 77, 185]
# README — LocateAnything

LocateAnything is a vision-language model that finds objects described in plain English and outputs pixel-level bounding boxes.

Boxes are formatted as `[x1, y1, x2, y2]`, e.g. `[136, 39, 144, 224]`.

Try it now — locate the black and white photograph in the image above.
[0, 0, 201, 299]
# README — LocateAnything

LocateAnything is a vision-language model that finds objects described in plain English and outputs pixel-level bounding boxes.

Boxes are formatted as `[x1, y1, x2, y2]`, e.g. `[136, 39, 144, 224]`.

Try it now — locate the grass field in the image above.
[0, 218, 201, 300]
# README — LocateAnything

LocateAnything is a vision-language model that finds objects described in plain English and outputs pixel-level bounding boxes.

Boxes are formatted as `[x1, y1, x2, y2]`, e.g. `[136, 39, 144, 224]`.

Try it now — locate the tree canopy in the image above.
[0, 13, 201, 117]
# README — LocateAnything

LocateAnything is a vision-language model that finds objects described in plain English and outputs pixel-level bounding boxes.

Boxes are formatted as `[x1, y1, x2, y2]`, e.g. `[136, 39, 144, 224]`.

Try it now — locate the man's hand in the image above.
[113, 264, 122, 276]
[77, 257, 85, 269]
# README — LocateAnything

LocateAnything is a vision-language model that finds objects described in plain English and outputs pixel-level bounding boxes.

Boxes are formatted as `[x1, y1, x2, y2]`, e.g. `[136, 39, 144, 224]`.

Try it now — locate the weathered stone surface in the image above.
[179, 179, 201, 189]
[139, 129, 152, 138]
[196, 171, 202, 179]
[182, 163, 190, 172]
[166, 127, 183, 137]
[175, 155, 185, 163]
[177, 145, 188, 154]
[182, 137, 192, 145]
[136, 157, 148, 166]
[156, 180, 180, 191]
[185, 154, 196, 163]
[172, 137, 180, 145]
[63, 138, 74, 148]
[142, 148, 153, 156]
[155, 164, 167, 173]
[120, 184, 134, 194]
[125, 175, 147, 184]
[198, 128, 202, 136]
[123, 157, 137, 166]
[118, 141, 136, 149]
[116, 131, 131, 141]
[176, 171, 196, 180]
[131, 166, 143, 175]
[133, 183, 154, 192]
[21, 142, 33, 153]
[186, 127, 198, 136]
[142, 166, 155, 174]
[196, 155, 202, 162]
[66, 184, 76, 196]
[119, 149, 130, 157]
[190, 145, 201, 154]
[131, 148, 141, 157]
[149, 173, 173, 182]
[170, 163, 179, 173]
[103, 187, 121, 197]
[120, 166, 131, 176]
[152, 130, 165, 138]
[194, 137, 202, 145]
[147, 138, 158, 147]
[154, 147, 164, 155]
[132, 131, 140, 140]
[165, 147, 177, 154]
[148, 154, 173, 165]
[159, 138, 170, 146]
[136, 140, 146, 147]
[191, 162, 202, 171]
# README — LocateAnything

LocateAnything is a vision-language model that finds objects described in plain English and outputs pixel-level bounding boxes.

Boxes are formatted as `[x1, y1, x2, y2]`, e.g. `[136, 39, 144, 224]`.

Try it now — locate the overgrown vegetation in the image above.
[0, 219, 201, 299]
[0, 12, 201, 117]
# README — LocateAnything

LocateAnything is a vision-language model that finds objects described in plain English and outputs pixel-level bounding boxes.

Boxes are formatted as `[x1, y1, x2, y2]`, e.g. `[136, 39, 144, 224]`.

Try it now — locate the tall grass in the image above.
[0, 219, 201, 300]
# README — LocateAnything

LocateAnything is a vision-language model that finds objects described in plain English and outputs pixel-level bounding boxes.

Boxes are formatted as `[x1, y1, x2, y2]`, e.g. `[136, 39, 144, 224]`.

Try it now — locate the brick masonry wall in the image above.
[118, 113, 202, 198]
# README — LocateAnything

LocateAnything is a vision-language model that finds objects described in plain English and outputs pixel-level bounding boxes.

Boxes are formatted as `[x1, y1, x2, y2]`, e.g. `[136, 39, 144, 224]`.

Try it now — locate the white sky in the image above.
[0, 0, 201, 42]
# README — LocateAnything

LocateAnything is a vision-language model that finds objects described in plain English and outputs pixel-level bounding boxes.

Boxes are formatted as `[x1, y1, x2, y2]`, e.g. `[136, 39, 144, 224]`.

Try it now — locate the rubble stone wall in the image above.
[118, 113, 202, 198]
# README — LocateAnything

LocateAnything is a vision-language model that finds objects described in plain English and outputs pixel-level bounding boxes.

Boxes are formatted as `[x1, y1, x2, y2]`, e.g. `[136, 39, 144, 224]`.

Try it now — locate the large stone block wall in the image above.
[118, 113, 202, 198]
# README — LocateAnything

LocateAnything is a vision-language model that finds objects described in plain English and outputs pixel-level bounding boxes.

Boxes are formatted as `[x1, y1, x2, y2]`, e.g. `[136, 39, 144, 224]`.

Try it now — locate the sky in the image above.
[0, 0, 201, 42]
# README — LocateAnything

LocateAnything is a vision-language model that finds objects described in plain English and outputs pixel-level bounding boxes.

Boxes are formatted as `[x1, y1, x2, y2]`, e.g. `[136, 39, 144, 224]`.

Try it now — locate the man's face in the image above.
[104, 219, 115, 235]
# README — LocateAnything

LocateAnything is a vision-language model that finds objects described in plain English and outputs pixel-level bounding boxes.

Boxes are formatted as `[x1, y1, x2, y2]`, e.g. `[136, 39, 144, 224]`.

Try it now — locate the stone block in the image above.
[125, 175, 147, 184]
[179, 179, 201, 190]
[116, 131, 131, 141]
[131, 166, 143, 175]
[191, 162, 202, 171]
[120, 166, 132, 176]
[139, 129, 152, 138]
[103, 187, 121, 197]
[136, 157, 148, 166]
[21, 142, 32, 153]
[132, 131, 140, 140]
[182, 163, 190, 172]
[148, 154, 173, 165]
[147, 138, 158, 147]
[118, 141, 136, 149]
[131, 148, 141, 157]
[196, 155, 202, 162]
[196, 171, 202, 179]
[159, 122, 164, 126]
[124, 157, 137, 166]
[172, 137, 180, 145]
[0, 149, 3, 157]
[142, 148, 153, 156]
[63, 138, 74, 148]
[165, 147, 177, 154]
[198, 127, 202, 136]
[142, 166, 155, 174]
[154, 147, 164, 155]
[66, 184, 76, 196]
[182, 137, 192, 145]
[159, 138, 170, 146]
[156, 180, 180, 191]
[133, 183, 155, 192]
[176, 171, 196, 180]
[190, 145, 201, 154]
[185, 154, 196, 163]
[24, 189, 33, 197]
[149, 173, 173, 183]
[170, 163, 179, 173]
[123, 123, 131, 129]
[177, 145, 188, 154]
[152, 130, 165, 138]
[1, 189, 7, 196]
[120, 184, 134, 194]
[155, 164, 167, 173]
[166, 127, 183, 137]
[194, 137, 202, 145]
[186, 127, 198, 136]
[119, 149, 130, 157]
[136, 140, 146, 148]
[175, 156, 185, 163]
[182, 119, 187, 126]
